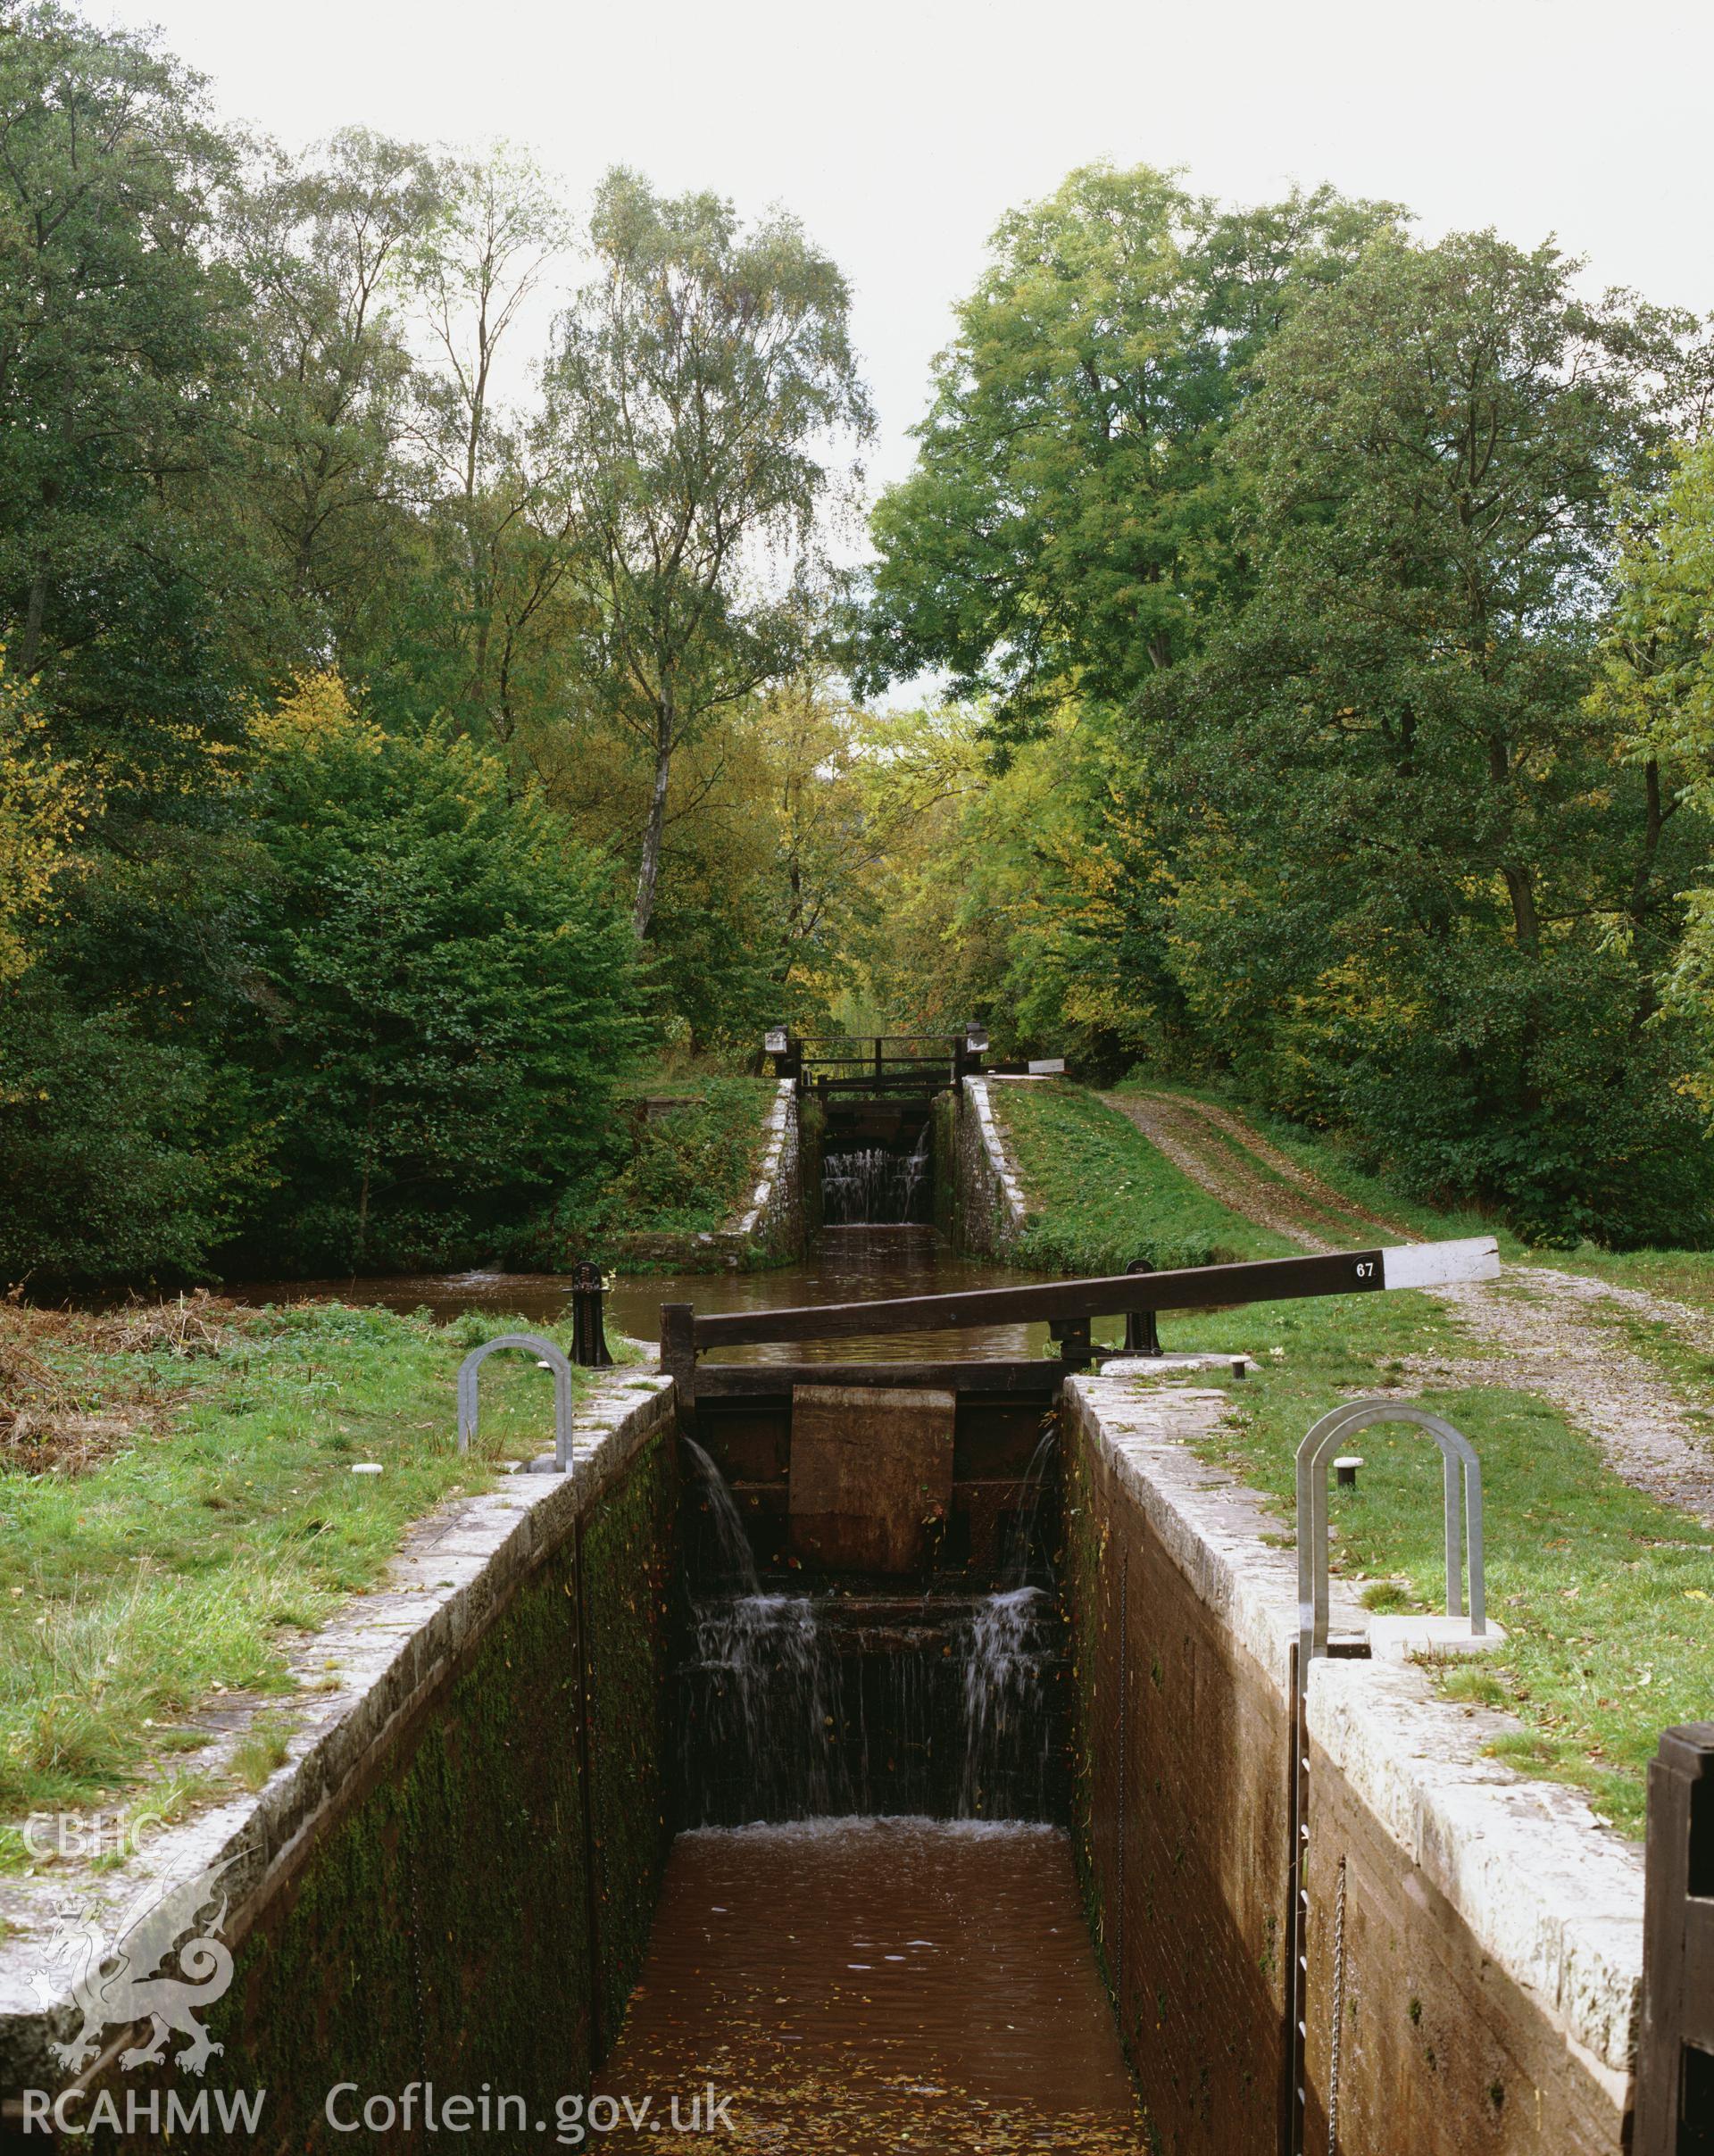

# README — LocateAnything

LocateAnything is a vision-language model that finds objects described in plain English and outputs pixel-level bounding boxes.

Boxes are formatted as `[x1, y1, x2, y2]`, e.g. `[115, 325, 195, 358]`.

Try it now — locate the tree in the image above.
[1136, 231, 1714, 1242]
[405, 146, 584, 746]
[226, 127, 443, 670]
[226, 675, 640, 1272]
[0, 984, 217, 1284]
[0, 673, 83, 986]
[0, 3, 239, 756]
[857, 165, 1403, 737]
[1598, 437, 1714, 1123]
[545, 167, 871, 937]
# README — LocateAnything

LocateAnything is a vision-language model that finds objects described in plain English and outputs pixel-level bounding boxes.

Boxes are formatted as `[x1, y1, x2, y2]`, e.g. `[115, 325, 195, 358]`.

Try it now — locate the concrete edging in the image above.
[733, 1078, 800, 1242]
[961, 1076, 1030, 1244]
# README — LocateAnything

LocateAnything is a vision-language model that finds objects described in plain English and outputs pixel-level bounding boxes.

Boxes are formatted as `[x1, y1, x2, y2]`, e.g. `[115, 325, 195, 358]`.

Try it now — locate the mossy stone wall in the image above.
[79, 1430, 677, 2152]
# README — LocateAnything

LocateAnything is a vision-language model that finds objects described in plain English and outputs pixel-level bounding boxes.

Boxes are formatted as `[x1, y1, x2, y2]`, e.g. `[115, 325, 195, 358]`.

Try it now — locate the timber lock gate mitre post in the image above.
[1637, 1722, 1714, 2153]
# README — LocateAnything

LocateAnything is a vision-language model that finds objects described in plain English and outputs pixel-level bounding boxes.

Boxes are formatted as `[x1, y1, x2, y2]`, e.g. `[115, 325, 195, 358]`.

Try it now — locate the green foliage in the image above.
[1132, 233, 1714, 1244]
[223, 127, 442, 669]
[0, 983, 218, 1283]
[545, 168, 872, 936]
[0, 3, 239, 715]
[858, 164, 1402, 737]
[5, 0, 1714, 1274]
[545, 1075, 772, 1244]
[1597, 437, 1714, 1126]
[0, 7, 871, 1284]
[224, 685, 640, 1274]
[0, 672, 83, 986]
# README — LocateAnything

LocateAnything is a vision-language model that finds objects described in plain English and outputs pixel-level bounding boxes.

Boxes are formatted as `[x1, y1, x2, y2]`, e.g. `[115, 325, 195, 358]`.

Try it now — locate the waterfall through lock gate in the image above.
[820, 1125, 934, 1226]
[678, 1429, 1063, 1827]
[959, 1428, 1061, 1819]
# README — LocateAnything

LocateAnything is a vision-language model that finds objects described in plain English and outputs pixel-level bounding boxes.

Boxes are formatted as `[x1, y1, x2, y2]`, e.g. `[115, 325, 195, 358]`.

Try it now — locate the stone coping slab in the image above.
[0, 1360, 676, 2094]
[733, 1078, 797, 1237]
[961, 1075, 1030, 1236]
[1064, 1368, 1643, 2082]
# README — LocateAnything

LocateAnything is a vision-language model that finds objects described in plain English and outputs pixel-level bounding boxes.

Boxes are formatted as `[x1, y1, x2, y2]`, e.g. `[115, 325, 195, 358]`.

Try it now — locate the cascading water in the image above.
[1000, 1428, 1061, 1589]
[821, 1124, 933, 1225]
[682, 1437, 761, 1592]
[685, 1591, 852, 1822]
[681, 1438, 853, 1822]
[678, 1434, 1063, 1827]
[959, 1586, 1058, 1818]
[959, 1429, 1062, 1819]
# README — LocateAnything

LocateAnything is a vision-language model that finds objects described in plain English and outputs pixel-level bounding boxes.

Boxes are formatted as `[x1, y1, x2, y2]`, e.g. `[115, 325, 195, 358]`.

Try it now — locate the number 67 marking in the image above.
[1354, 1261, 1376, 1278]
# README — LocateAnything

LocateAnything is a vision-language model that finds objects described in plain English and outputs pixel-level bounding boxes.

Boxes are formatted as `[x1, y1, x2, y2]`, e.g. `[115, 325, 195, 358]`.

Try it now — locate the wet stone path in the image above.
[590, 1819, 1145, 2153]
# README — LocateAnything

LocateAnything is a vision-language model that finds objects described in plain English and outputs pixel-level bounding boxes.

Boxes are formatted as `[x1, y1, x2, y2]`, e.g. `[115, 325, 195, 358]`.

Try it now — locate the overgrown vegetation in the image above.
[541, 1075, 775, 1246]
[0, 5, 865, 1289]
[0, 1298, 600, 1835]
[853, 173, 1714, 1251]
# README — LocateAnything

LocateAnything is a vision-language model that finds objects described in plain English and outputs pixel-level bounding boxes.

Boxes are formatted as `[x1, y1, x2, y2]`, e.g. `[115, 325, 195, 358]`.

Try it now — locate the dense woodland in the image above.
[4, 3, 1714, 1282]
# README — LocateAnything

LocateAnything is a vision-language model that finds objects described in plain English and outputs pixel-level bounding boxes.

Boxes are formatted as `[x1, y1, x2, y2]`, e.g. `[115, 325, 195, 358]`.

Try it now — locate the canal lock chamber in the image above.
[18, 1350, 1630, 2152]
[673, 1394, 1067, 1829]
[10, 1061, 1632, 2155]
[810, 1086, 938, 1228]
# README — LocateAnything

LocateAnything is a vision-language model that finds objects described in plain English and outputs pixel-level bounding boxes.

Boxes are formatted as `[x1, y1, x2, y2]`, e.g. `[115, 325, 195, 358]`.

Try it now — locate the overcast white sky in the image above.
[100, 0, 1714, 495]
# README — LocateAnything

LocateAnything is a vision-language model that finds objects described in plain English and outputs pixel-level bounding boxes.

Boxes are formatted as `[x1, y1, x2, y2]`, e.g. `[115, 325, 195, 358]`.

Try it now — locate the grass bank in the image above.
[1118, 1077, 1523, 1253]
[1541, 1246, 1714, 1315]
[0, 1297, 611, 1849]
[552, 1071, 775, 1248]
[997, 1084, 1714, 1836]
[1111, 1072, 1714, 1303]
[1182, 1314, 1714, 1839]
[994, 1079, 1294, 1274]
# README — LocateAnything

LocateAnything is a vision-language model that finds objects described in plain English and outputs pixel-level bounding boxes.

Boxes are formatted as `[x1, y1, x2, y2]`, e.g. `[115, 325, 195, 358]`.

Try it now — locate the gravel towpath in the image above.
[1100, 1090, 1714, 1526]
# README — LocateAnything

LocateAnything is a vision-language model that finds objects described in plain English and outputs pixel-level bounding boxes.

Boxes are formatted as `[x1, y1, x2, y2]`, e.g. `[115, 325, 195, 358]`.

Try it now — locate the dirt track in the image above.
[1101, 1090, 1714, 1527]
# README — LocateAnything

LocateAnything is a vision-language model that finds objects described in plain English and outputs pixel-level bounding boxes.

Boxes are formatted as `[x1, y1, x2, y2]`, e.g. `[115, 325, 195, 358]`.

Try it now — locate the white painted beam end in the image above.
[1379, 1236, 1500, 1291]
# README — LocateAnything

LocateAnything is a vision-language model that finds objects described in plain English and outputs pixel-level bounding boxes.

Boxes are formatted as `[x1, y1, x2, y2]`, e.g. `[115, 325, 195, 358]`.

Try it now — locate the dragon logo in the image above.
[31, 1852, 241, 2077]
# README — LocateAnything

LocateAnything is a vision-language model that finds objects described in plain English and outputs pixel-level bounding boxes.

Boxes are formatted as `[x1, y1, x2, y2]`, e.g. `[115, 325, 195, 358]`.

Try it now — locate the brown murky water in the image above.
[589, 1819, 1144, 2153]
[231, 1225, 1127, 1362]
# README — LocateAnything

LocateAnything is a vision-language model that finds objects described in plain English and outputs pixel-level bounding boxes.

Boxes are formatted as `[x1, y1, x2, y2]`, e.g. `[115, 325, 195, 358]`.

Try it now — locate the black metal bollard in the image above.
[570, 1259, 613, 1369]
[1051, 1317, 1094, 1369]
[1123, 1258, 1162, 1357]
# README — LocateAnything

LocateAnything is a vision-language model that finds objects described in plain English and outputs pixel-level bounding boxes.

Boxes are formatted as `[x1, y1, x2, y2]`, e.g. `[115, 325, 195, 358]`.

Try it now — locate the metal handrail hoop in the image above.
[457, 1332, 576, 1472]
[1295, 1399, 1486, 1694]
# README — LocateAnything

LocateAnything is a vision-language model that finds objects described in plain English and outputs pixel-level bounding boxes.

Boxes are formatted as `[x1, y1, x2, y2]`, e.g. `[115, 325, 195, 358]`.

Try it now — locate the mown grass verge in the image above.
[1167, 1297, 1714, 1839]
[994, 1085, 1714, 1836]
[0, 1298, 608, 1851]
[992, 1081, 1294, 1274]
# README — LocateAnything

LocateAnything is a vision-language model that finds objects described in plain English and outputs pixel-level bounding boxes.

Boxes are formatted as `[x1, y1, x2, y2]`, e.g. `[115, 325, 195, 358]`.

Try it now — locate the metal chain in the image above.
[1327, 1855, 1347, 2155]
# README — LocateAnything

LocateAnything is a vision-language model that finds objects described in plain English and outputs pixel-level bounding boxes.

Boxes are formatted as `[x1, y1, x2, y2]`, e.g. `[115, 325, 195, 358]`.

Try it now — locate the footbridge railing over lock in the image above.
[659, 1235, 1502, 1411]
[766, 1026, 987, 1097]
